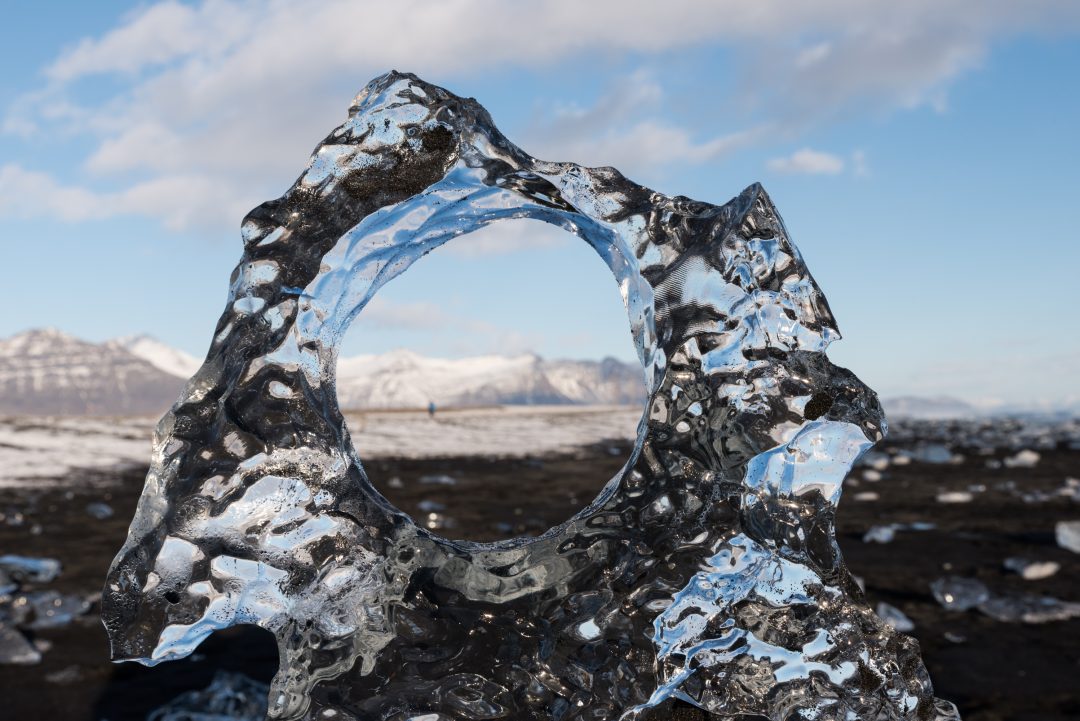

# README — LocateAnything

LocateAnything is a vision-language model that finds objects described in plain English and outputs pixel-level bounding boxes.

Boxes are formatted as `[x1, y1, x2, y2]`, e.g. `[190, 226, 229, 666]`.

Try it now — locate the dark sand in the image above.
[0, 440, 1077, 720]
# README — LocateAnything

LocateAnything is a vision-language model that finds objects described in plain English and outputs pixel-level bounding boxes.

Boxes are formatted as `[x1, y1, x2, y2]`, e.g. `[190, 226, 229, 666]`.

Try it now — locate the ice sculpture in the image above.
[103, 72, 958, 721]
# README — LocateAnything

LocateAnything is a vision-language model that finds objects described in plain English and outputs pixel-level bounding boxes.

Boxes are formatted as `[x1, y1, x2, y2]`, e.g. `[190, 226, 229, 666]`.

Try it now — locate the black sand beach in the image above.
[0, 432, 1077, 720]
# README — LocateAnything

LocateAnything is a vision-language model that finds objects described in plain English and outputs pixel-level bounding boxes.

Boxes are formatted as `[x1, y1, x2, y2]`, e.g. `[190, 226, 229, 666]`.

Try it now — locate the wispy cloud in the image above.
[350, 297, 545, 356]
[440, 219, 573, 257]
[4, 0, 1078, 230]
[766, 148, 846, 175]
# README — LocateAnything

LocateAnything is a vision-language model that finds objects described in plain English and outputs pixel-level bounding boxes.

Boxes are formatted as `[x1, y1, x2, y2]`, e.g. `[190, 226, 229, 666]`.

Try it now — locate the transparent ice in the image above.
[930, 577, 990, 612]
[1056, 520, 1080, 553]
[0, 555, 60, 584]
[876, 602, 916, 633]
[1002, 557, 1060, 581]
[103, 72, 958, 721]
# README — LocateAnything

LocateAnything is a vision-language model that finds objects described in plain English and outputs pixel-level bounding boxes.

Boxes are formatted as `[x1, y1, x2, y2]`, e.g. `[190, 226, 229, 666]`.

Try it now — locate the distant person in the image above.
[428, 401, 436, 418]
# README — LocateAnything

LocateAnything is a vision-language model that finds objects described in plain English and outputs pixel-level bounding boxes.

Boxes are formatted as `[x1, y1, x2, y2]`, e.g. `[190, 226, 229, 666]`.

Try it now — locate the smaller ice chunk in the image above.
[977, 595, 1080, 624]
[876, 602, 915, 632]
[8, 591, 92, 629]
[1003, 449, 1040, 468]
[148, 670, 268, 721]
[1056, 520, 1080, 553]
[863, 525, 896, 544]
[419, 474, 458, 485]
[0, 555, 61, 584]
[860, 452, 890, 471]
[1003, 558, 1060, 580]
[908, 444, 954, 464]
[936, 491, 973, 504]
[853, 491, 879, 501]
[45, 665, 82, 684]
[930, 577, 990, 612]
[0, 624, 40, 665]
[86, 501, 115, 520]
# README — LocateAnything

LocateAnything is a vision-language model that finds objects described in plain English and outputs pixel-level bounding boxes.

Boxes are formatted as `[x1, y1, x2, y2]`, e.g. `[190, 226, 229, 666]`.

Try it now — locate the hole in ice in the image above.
[336, 219, 647, 541]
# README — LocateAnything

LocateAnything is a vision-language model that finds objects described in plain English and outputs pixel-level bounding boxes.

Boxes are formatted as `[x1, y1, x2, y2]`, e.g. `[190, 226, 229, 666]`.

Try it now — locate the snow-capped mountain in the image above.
[335, 350, 645, 409]
[0, 329, 645, 415]
[110, 334, 202, 378]
[1, 329, 1074, 418]
[0, 329, 186, 415]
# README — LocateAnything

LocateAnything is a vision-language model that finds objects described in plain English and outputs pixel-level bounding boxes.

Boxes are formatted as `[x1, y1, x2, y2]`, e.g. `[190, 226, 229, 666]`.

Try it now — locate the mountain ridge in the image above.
[0, 329, 646, 415]
[1, 329, 1075, 418]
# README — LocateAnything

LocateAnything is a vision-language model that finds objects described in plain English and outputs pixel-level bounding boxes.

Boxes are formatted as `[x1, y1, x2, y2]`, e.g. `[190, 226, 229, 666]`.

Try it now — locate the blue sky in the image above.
[1, 1, 1078, 408]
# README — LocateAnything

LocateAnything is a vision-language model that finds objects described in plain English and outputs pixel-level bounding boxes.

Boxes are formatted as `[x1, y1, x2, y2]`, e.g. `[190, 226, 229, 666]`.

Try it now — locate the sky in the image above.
[0, 1, 1078, 409]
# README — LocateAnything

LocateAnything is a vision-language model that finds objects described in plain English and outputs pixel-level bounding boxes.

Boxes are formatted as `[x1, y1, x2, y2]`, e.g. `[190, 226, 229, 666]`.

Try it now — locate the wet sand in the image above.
[0, 438, 1077, 720]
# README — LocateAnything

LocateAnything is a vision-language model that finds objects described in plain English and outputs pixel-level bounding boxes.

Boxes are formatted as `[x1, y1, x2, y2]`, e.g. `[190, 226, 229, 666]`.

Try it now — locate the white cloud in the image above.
[0, 164, 111, 221]
[767, 148, 846, 175]
[349, 297, 544, 356]
[441, 219, 573, 257]
[4, 0, 1079, 230]
[356, 298, 451, 331]
[523, 70, 769, 179]
[0, 163, 245, 230]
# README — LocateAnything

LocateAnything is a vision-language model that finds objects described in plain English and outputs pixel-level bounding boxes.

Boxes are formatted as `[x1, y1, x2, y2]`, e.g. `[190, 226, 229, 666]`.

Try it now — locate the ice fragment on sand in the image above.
[1056, 520, 1080, 553]
[976, 594, 1080, 624]
[936, 491, 973, 504]
[0, 555, 60, 584]
[45, 665, 83, 684]
[0, 624, 40, 665]
[876, 602, 915, 633]
[931, 577, 990, 611]
[906, 444, 955, 464]
[1003, 449, 1040, 468]
[148, 670, 268, 721]
[863, 525, 896, 543]
[418, 474, 457, 485]
[1003, 558, 1060, 580]
[12, 591, 92, 629]
[103, 72, 957, 721]
[86, 501, 114, 519]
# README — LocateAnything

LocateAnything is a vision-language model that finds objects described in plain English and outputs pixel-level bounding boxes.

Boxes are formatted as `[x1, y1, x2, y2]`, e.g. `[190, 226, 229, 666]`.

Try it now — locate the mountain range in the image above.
[0, 329, 1073, 418]
[0, 329, 645, 415]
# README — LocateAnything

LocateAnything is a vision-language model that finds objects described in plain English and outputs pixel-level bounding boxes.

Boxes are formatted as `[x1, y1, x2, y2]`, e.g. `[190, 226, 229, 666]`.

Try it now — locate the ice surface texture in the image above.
[103, 72, 958, 721]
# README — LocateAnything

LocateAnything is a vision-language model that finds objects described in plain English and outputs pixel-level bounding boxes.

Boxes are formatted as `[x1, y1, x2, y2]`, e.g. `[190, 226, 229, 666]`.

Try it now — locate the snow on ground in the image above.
[0, 407, 644, 486]
[345, 405, 642, 460]
[0, 416, 156, 488]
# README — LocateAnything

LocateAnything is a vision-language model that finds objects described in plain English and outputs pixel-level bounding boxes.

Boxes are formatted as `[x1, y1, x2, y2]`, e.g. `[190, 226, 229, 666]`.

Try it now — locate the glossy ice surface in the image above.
[103, 72, 958, 721]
